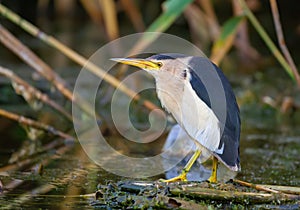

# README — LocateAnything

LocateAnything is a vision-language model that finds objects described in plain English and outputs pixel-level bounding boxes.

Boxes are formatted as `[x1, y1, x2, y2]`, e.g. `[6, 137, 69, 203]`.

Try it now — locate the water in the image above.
[0, 104, 299, 209]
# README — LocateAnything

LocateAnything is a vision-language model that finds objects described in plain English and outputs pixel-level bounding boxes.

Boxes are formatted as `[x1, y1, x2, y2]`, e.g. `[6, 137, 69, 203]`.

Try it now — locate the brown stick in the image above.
[0, 155, 37, 172]
[269, 0, 300, 87]
[234, 179, 300, 195]
[1, 146, 95, 209]
[171, 183, 300, 204]
[256, 184, 300, 195]
[0, 108, 74, 140]
[0, 66, 72, 121]
[233, 179, 280, 194]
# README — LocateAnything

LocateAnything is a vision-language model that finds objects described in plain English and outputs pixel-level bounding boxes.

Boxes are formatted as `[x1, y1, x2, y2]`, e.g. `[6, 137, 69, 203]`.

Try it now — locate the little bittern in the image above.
[112, 54, 240, 182]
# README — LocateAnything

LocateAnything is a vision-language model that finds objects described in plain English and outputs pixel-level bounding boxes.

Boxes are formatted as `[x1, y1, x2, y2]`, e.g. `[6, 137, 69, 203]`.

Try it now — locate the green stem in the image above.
[238, 0, 295, 81]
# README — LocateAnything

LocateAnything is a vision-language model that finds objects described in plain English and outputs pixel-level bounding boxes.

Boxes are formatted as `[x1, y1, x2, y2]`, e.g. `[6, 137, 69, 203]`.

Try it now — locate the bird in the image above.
[112, 53, 241, 183]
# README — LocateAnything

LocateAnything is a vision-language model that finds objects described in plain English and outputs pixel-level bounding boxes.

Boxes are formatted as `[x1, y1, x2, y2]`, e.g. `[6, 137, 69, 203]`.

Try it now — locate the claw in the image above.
[160, 150, 201, 183]
[208, 174, 217, 183]
[160, 173, 187, 183]
[207, 156, 218, 183]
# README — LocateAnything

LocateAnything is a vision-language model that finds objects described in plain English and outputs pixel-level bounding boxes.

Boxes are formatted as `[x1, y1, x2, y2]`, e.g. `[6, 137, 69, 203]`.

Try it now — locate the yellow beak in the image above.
[111, 58, 161, 70]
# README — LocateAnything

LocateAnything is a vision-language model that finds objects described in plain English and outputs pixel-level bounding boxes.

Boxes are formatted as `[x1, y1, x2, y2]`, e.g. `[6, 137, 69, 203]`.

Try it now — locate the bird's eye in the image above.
[157, 62, 163, 68]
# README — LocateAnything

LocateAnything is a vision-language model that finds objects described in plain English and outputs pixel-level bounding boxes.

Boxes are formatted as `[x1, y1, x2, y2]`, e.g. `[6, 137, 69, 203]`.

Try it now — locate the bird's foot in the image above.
[159, 150, 201, 183]
[159, 172, 187, 183]
[207, 174, 217, 183]
[207, 156, 218, 183]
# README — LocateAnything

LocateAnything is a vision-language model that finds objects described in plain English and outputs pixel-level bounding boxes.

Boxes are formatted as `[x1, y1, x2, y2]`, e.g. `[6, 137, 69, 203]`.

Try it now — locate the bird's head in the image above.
[111, 53, 189, 79]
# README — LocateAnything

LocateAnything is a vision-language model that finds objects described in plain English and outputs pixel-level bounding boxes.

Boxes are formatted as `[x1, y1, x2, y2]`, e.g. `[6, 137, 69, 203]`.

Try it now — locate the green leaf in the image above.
[211, 15, 244, 64]
[146, 0, 194, 33]
[215, 15, 244, 47]
[129, 0, 194, 56]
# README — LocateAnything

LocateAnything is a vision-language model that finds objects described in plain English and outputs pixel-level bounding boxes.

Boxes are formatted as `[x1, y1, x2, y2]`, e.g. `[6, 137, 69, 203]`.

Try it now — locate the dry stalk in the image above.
[0, 66, 72, 121]
[0, 108, 74, 140]
[0, 3, 159, 111]
[269, 0, 300, 87]
[0, 24, 99, 119]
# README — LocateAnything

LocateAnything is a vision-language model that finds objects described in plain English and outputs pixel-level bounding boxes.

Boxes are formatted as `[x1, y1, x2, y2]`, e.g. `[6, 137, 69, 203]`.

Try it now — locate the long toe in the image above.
[160, 174, 187, 183]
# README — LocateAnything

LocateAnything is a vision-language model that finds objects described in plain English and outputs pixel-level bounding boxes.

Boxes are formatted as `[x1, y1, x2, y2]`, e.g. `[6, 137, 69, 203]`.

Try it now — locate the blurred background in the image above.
[0, 0, 299, 208]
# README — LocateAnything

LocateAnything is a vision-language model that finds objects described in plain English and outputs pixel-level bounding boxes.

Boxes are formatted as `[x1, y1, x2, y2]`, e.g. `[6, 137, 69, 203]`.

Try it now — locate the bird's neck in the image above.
[155, 74, 185, 120]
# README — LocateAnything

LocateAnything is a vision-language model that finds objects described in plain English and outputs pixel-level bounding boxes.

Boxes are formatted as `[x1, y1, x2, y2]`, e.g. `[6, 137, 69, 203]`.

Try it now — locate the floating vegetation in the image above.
[92, 180, 300, 209]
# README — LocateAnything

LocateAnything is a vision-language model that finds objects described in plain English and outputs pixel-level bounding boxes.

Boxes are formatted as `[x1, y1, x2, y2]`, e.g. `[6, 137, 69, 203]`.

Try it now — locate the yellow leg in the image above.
[161, 150, 201, 182]
[208, 156, 218, 183]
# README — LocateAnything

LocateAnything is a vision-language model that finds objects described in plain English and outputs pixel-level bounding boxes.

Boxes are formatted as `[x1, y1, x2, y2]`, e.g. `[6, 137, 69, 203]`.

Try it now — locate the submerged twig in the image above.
[2, 153, 82, 209]
[0, 155, 38, 173]
[0, 109, 73, 140]
[0, 140, 72, 194]
[2, 147, 94, 209]
[60, 146, 94, 207]
[269, 0, 300, 87]
[0, 137, 67, 172]
[0, 66, 72, 121]
[0, 138, 67, 173]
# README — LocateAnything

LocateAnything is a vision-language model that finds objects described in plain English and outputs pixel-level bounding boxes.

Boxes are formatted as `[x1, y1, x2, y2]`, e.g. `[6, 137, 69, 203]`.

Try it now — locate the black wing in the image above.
[188, 57, 240, 170]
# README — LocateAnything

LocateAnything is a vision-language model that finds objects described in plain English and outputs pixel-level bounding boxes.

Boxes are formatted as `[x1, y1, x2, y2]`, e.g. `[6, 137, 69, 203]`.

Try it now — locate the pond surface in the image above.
[0, 93, 299, 209]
